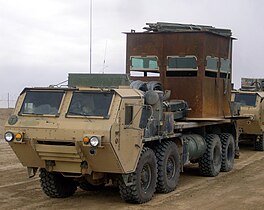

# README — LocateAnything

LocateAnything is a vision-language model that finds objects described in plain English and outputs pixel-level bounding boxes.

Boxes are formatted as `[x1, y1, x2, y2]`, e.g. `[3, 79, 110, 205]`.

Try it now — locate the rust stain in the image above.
[126, 31, 232, 118]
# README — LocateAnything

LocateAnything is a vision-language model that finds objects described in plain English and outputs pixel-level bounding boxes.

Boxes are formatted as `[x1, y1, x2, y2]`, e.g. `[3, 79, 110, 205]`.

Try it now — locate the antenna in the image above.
[102, 40, 108, 74]
[89, 0, 93, 74]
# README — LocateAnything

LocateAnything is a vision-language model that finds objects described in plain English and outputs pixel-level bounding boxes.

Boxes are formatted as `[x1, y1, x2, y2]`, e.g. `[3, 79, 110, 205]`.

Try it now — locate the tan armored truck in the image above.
[5, 23, 238, 203]
[232, 78, 264, 151]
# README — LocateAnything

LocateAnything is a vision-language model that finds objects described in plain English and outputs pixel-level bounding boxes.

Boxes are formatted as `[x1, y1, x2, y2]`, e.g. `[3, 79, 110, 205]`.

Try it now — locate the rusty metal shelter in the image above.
[126, 22, 234, 118]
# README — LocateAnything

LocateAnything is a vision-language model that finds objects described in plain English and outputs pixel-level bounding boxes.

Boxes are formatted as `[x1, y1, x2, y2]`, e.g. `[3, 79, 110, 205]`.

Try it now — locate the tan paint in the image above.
[5, 87, 145, 175]
[232, 91, 264, 135]
[111, 98, 144, 173]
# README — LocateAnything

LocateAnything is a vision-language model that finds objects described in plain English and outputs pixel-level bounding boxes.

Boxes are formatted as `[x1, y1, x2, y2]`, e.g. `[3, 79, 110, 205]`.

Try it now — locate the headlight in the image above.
[4, 132, 14, 142]
[90, 136, 99, 147]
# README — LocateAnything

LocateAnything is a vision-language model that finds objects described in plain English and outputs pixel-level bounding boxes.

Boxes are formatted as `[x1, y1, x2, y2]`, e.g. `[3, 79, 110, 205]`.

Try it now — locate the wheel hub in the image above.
[166, 157, 176, 179]
[141, 164, 151, 190]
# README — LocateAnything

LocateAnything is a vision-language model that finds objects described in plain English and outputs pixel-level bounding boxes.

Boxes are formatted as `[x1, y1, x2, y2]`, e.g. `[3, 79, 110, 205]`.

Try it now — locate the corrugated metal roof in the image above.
[142, 22, 232, 37]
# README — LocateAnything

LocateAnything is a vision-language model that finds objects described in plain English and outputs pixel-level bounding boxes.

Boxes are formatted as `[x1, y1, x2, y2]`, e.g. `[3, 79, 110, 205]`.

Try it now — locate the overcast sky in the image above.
[1, 0, 264, 106]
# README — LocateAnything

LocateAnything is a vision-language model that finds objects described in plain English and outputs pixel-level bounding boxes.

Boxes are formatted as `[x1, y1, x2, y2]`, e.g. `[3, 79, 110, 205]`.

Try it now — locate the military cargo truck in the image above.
[232, 78, 264, 151]
[5, 23, 238, 203]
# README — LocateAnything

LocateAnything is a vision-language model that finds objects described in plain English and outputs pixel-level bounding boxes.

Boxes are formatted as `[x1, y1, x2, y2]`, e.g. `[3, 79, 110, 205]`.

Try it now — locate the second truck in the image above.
[232, 77, 264, 151]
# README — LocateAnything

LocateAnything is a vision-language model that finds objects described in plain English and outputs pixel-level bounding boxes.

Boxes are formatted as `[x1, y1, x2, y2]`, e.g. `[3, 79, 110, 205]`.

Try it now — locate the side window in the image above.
[125, 105, 133, 126]
[205, 56, 218, 78]
[220, 58, 231, 78]
[166, 56, 198, 77]
[130, 56, 160, 77]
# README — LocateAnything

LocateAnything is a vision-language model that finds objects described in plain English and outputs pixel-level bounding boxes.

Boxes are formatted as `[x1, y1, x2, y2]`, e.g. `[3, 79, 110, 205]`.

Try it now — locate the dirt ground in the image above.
[0, 109, 264, 210]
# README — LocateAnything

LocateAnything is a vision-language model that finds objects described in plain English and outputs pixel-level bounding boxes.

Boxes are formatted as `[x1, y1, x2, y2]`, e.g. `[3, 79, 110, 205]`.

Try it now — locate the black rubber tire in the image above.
[39, 168, 77, 198]
[199, 134, 222, 177]
[119, 147, 157, 204]
[219, 133, 235, 172]
[154, 141, 180, 193]
[79, 181, 104, 191]
[254, 134, 264, 151]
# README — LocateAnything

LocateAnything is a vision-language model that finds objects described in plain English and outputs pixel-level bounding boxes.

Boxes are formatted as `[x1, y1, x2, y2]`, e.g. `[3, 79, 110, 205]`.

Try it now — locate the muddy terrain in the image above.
[0, 109, 263, 210]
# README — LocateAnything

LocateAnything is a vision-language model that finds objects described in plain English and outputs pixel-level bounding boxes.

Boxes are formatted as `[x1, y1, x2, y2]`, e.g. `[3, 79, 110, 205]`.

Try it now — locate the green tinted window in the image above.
[131, 57, 159, 71]
[166, 56, 198, 77]
[220, 58, 230, 73]
[167, 56, 197, 70]
[206, 57, 218, 71]
[205, 56, 218, 78]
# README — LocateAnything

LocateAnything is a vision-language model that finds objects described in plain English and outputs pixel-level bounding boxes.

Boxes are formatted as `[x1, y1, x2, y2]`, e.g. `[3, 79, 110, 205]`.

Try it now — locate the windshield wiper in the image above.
[21, 112, 44, 115]
[67, 111, 86, 116]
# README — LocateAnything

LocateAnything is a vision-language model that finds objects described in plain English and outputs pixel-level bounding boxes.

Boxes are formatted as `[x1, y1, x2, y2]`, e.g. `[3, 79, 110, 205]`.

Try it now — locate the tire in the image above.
[219, 133, 235, 172]
[119, 147, 157, 204]
[154, 141, 180, 193]
[199, 134, 222, 177]
[39, 168, 77, 198]
[254, 134, 264, 151]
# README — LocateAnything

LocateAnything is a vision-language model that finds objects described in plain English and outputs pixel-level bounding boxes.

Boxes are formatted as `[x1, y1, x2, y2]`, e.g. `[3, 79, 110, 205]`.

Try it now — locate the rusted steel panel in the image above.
[126, 30, 232, 118]
[164, 77, 202, 117]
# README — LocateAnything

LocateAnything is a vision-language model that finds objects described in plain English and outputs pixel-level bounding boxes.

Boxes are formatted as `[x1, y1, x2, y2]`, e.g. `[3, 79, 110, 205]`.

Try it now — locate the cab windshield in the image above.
[19, 91, 64, 115]
[67, 91, 113, 118]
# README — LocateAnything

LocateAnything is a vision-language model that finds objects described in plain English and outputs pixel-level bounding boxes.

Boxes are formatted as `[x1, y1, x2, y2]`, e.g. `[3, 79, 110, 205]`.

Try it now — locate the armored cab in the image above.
[232, 78, 264, 151]
[126, 22, 234, 118]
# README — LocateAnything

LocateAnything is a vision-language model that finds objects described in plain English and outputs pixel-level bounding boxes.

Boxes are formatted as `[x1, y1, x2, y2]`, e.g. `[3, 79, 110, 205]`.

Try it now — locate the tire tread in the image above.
[199, 134, 222, 177]
[39, 168, 77, 198]
[154, 141, 180, 193]
[119, 147, 157, 204]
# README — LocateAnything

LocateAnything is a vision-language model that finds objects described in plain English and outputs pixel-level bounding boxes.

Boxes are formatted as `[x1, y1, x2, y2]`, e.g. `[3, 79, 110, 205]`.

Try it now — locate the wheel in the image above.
[219, 133, 235, 172]
[154, 141, 180, 193]
[119, 147, 157, 204]
[254, 134, 264, 151]
[199, 134, 222, 177]
[39, 168, 77, 198]
[79, 180, 104, 191]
